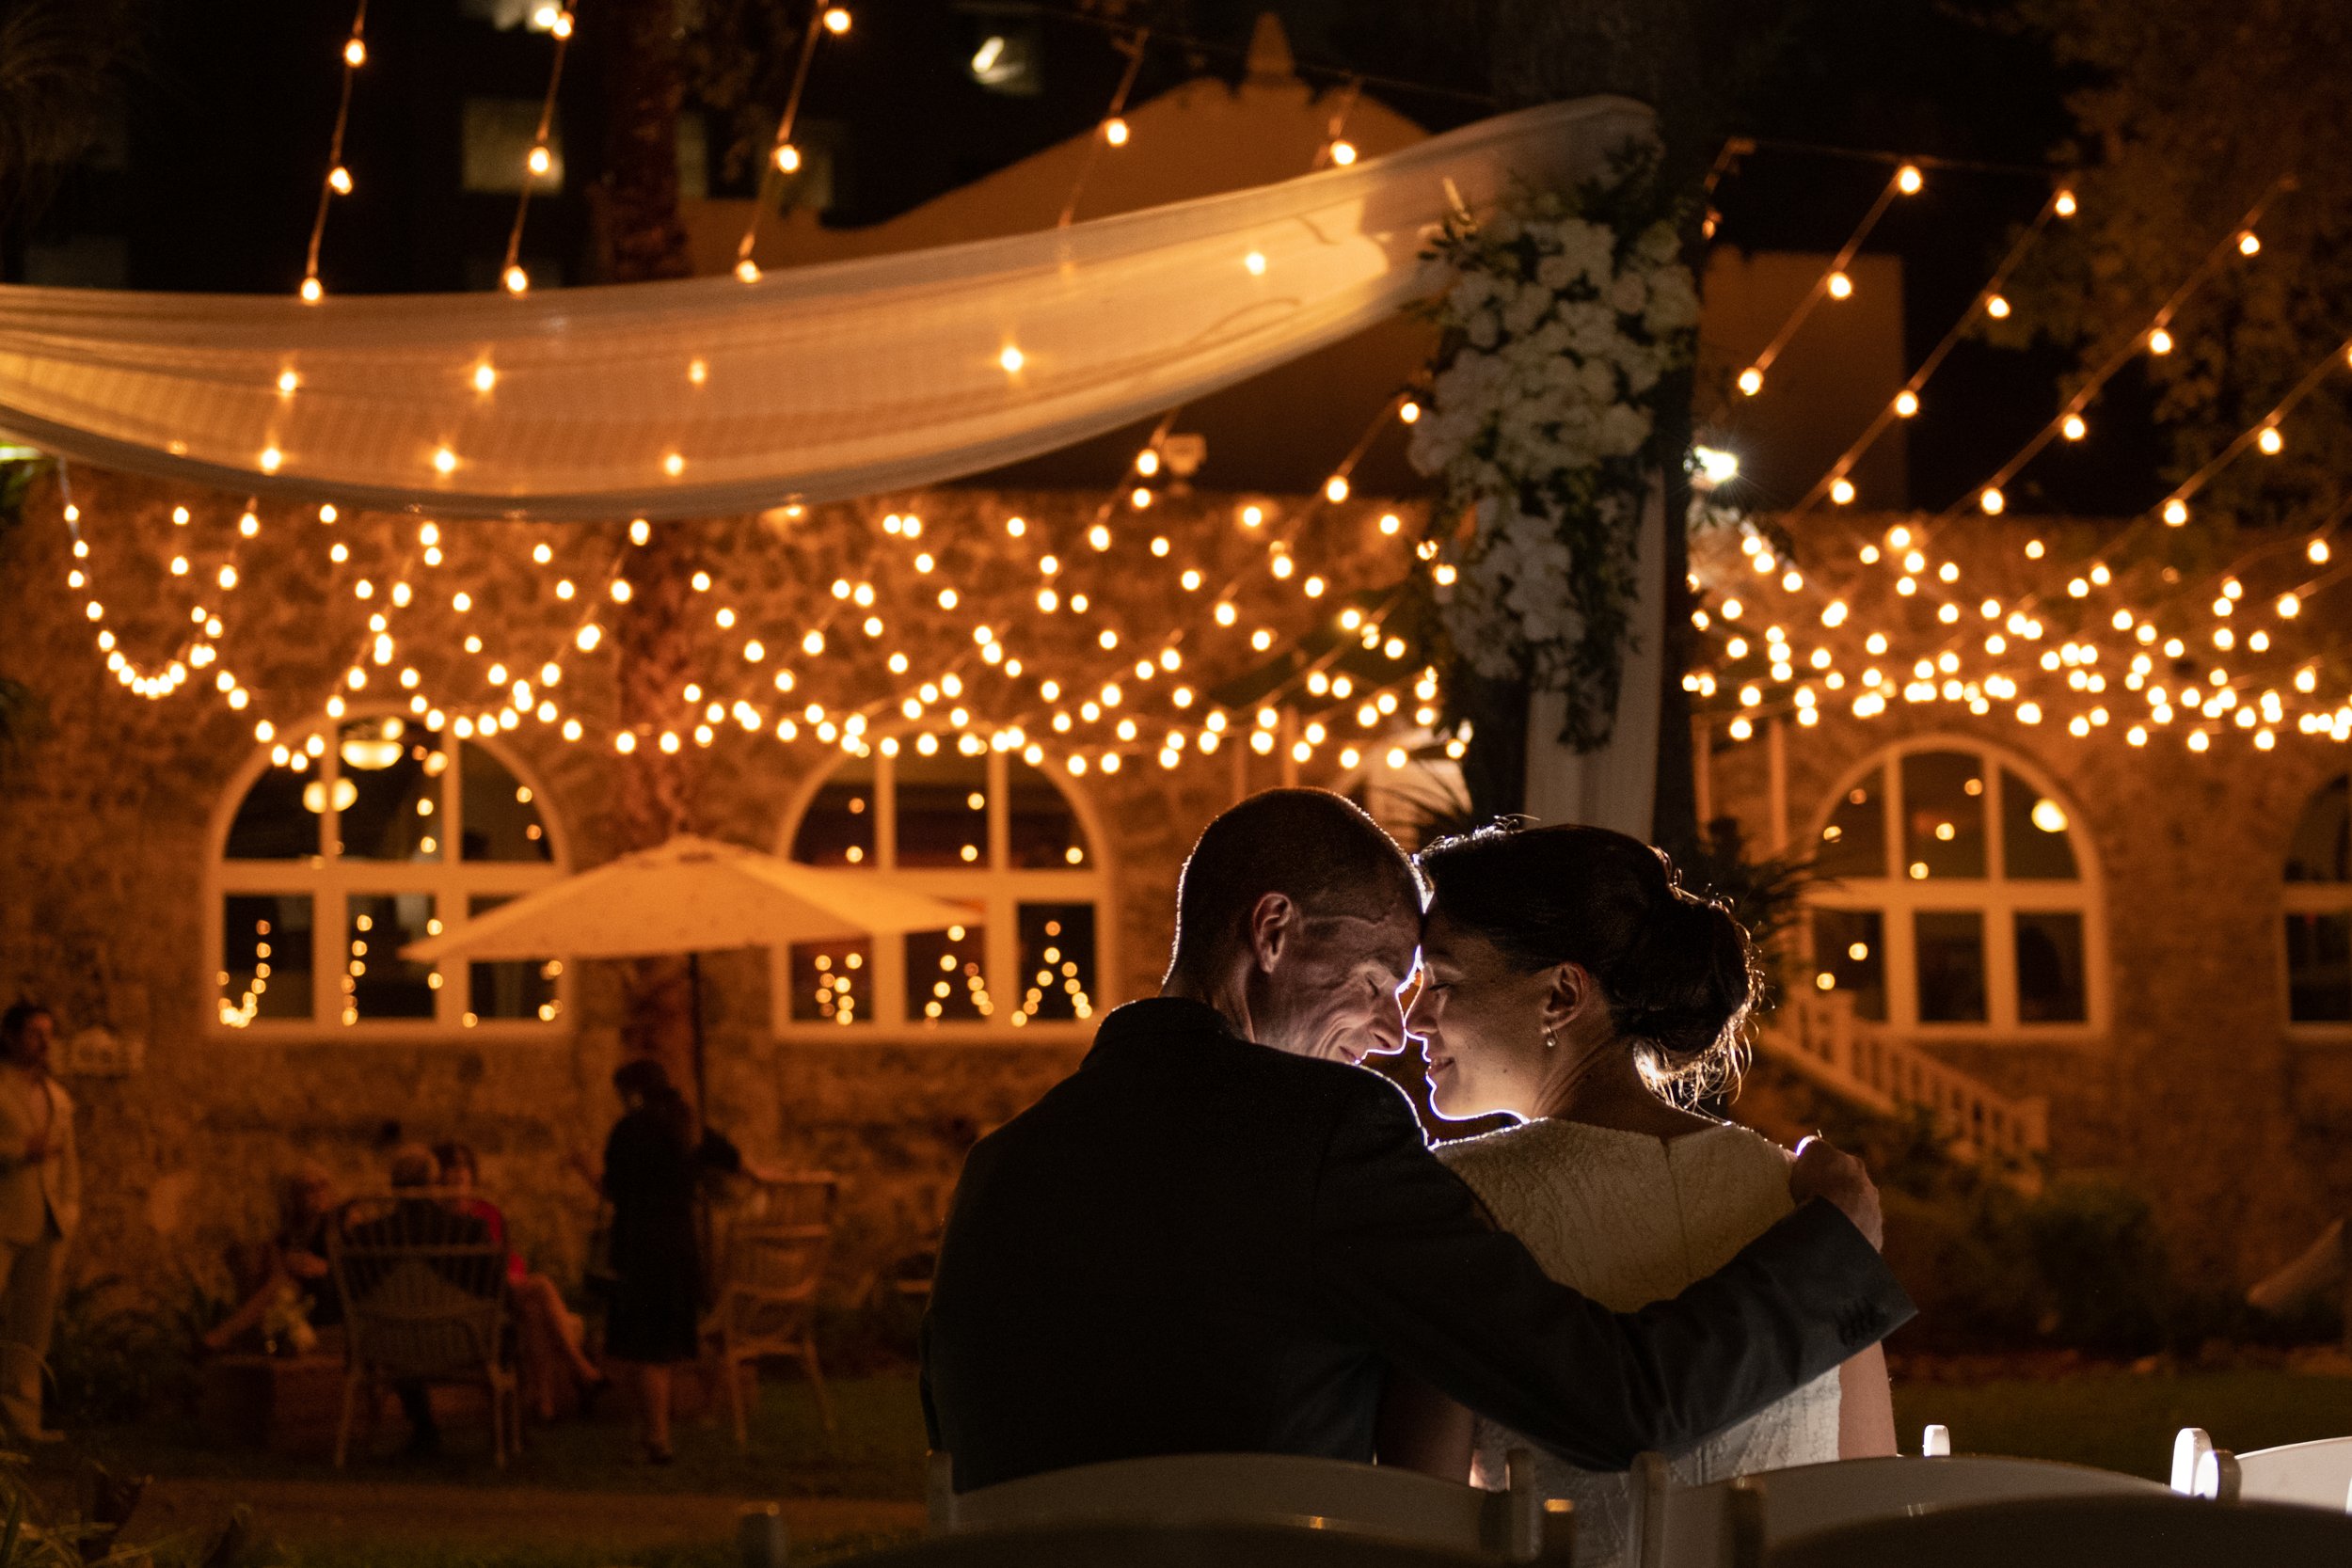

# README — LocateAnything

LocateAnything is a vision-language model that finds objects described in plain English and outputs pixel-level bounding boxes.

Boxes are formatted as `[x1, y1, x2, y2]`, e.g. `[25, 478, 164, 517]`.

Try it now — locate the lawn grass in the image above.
[67, 1371, 930, 1500]
[1894, 1369, 2352, 1480]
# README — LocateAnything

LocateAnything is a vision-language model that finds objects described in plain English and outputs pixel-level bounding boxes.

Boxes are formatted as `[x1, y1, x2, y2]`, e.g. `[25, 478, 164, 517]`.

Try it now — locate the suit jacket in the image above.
[922, 999, 1912, 1493]
[0, 1069, 77, 1245]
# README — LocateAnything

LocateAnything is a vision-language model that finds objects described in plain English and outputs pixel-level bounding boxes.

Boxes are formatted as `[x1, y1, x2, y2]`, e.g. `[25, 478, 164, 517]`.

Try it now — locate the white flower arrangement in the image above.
[1410, 178, 1697, 749]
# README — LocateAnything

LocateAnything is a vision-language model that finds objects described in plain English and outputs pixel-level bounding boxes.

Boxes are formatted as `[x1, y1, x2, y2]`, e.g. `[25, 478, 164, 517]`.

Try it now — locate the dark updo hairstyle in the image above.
[612, 1056, 695, 1148]
[1416, 822, 1758, 1104]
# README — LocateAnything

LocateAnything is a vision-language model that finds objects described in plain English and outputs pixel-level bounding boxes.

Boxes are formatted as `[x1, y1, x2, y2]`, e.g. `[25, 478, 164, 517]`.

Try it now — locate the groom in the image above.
[923, 789, 1910, 1493]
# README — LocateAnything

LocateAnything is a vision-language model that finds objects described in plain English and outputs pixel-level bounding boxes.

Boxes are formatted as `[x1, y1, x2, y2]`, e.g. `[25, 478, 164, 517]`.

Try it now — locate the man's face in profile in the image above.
[1255, 897, 1422, 1067]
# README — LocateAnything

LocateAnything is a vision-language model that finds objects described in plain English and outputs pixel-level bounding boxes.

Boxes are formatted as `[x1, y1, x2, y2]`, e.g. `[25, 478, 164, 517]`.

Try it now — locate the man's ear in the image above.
[1542, 961, 1598, 1035]
[1246, 891, 1298, 975]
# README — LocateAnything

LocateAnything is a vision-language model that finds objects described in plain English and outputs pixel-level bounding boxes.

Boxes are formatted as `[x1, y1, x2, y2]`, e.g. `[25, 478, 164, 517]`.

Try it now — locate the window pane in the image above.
[787, 940, 870, 1024]
[2014, 911, 2087, 1022]
[343, 894, 437, 1022]
[220, 895, 312, 1024]
[1915, 910, 1988, 1022]
[1814, 767, 1887, 881]
[2287, 912, 2352, 1022]
[1008, 758, 1090, 869]
[906, 921, 990, 1023]
[2001, 769, 2079, 880]
[1015, 904, 1097, 1024]
[896, 753, 991, 868]
[2287, 777, 2351, 883]
[337, 719, 443, 863]
[224, 766, 319, 860]
[461, 744, 553, 862]
[790, 758, 876, 865]
[466, 895, 559, 1024]
[1810, 909, 1885, 1022]
[1900, 751, 1988, 881]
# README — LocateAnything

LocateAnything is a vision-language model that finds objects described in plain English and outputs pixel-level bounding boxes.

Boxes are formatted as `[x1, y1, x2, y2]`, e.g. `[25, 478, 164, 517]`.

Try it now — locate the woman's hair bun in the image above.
[1416, 822, 1758, 1103]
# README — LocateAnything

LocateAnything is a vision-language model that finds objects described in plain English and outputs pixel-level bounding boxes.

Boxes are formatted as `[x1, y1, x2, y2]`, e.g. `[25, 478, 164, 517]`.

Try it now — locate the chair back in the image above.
[929, 1449, 1565, 1562]
[1767, 1493, 2352, 1567]
[2174, 1426, 2352, 1512]
[1629, 1453, 2166, 1568]
[706, 1173, 838, 1350]
[328, 1189, 511, 1379]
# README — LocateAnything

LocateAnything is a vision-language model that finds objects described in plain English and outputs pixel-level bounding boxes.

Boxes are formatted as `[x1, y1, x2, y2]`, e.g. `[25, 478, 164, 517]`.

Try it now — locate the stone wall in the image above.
[0, 468, 1417, 1313]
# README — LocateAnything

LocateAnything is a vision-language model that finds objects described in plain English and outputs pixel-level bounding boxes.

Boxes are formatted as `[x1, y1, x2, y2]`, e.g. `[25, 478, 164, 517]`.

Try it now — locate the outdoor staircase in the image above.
[1753, 992, 2048, 1168]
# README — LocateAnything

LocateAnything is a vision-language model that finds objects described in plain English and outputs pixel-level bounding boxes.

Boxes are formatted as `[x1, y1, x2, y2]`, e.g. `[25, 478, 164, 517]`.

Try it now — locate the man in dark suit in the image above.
[924, 789, 1911, 1492]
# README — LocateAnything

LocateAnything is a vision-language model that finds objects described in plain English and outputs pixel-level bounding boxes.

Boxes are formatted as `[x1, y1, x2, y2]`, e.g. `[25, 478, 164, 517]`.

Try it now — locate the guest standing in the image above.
[0, 1003, 77, 1444]
[581, 1057, 751, 1464]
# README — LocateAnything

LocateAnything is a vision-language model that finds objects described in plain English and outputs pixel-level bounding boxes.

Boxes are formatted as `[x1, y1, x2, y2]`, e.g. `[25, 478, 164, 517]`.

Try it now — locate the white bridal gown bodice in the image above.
[1438, 1119, 1842, 1568]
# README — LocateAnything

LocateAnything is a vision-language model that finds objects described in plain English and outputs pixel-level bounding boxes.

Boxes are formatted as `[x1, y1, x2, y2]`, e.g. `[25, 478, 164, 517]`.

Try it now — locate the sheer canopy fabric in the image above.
[0, 99, 1651, 521]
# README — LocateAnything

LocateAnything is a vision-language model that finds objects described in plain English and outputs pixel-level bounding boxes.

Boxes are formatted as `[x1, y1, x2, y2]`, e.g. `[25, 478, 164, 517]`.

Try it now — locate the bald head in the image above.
[1163, 790, 1422, 1062]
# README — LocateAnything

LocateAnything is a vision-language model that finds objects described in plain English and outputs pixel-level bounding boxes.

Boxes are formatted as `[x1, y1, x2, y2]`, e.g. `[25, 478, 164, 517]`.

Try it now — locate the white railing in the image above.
[1755, 991, 2049, 1164]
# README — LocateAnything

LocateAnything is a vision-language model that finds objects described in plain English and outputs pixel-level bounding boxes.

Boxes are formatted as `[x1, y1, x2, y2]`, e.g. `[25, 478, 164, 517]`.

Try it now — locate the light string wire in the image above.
[1058, 28, 1150, 229]
[499, 7, 578, 294]
[300, 0, 371, 303]
[734, 1, 851, 280]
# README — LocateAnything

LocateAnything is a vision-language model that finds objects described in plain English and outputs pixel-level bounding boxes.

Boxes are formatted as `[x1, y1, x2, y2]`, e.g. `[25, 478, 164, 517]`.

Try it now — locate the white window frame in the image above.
[205, 710, 574, 1044]
[1804, 735, 2106, 1043]
[2283, 771, 2352, 1042]
[771, 749, 1112, 1045]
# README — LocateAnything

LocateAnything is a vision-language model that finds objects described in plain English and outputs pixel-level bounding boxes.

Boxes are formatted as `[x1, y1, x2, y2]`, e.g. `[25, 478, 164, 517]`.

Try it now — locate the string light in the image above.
[736, 5, 851, 275]
[300, 0, 371, 303]
[499, 8, 575, 296]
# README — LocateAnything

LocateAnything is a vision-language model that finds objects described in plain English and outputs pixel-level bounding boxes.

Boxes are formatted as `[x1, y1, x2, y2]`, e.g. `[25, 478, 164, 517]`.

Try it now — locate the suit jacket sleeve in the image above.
[1311, 1083, 1913, 1470]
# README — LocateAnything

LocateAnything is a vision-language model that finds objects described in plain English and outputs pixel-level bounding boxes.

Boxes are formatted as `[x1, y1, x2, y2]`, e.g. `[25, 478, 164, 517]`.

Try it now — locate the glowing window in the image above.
[1804, 741, 2098, 1037]
[2285, 776, 2352, 1025]
[211, 714, 567, 1034]
[779, 751, 1106, 1035]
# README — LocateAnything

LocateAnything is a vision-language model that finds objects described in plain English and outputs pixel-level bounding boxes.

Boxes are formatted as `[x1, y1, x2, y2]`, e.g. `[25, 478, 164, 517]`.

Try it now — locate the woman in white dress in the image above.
[1379, 823, 1895, 1566]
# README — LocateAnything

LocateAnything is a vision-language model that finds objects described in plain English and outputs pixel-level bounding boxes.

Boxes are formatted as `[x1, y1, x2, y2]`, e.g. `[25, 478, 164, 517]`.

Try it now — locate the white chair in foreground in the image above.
[1769, 1492, 2352, 1567]
[2172, 1425, 2352, 1511]
[928, 1449, 1570, 1561]
[1627, 1452, 2167, 1568]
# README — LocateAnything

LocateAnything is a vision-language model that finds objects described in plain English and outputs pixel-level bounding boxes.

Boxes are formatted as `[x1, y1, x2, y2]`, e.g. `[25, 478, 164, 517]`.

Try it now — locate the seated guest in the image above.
[432, 1140, 607, 1419]
[204, 1163, 342, 1354]
[1381, 824, 1897, 1565]
[923, 790, 1910, 1493]
[342, 1145, 500, 1458]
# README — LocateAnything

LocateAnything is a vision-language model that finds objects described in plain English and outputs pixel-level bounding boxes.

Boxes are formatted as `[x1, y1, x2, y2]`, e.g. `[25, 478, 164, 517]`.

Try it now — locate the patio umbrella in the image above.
[401, 833, 971, 1101]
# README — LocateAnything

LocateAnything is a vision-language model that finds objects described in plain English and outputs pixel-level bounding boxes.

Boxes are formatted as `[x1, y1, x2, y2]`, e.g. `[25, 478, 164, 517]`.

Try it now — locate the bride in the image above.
[1380, 822, 1895, 1564]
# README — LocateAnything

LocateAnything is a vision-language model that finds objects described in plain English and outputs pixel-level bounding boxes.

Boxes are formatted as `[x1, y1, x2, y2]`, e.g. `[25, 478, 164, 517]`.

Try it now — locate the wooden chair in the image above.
[2172, 1425, 2352, 1511]
[327, 1189, 519, 1467]
[928, 1449, 1571, 1562]
[702, 1171, 839, 1449]
[1627, 1452, 2166, 1568]
[1767, 1493, 2352, 1567]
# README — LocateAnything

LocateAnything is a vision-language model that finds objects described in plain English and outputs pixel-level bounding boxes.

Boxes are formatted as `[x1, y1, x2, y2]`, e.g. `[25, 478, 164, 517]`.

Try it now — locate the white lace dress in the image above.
[1437, 1120, 1841, 1568]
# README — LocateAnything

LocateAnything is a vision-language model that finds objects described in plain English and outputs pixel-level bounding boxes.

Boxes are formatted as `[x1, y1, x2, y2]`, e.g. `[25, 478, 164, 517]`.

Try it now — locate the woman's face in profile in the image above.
[1408, 908, 1556, 1122]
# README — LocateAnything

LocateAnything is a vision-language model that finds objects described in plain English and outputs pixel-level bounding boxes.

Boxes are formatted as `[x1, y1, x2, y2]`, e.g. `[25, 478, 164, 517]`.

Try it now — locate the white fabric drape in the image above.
[0, 98, 1651, 521]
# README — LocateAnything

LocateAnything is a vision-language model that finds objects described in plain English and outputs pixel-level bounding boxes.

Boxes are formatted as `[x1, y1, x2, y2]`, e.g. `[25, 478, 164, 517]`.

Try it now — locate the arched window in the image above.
[1804, 738, 2103, 1037]
[2285, 774, 2352, 1028]
[775, 748, 1109, 1037]
[209, 713, 570, 1035]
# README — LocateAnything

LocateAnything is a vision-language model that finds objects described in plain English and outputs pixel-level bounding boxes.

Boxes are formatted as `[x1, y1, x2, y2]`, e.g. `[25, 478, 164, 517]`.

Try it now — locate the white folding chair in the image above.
[928, 1449, 1571, 1562]
[1768, 1493, 2352, 1567]
[1628, 1452, 2167, 1568]
[2172, 1426, 2352, 1511]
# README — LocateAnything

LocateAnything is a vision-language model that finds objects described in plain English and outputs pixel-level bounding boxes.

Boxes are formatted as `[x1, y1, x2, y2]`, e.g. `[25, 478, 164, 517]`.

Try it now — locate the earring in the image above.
[1542, 1027, 1558, 1051]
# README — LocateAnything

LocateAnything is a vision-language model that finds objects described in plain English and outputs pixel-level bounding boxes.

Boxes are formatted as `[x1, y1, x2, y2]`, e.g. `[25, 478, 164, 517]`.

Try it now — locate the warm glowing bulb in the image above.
[278, 369, 300, 395]
[470, 363, 497, 394]
[1896, 164, 1923, 194]
[1103, 118, 1129, 147]
[663, 452, 685, 477]
[735, 259, 761, 283]
[2061, 413, 2087, 441]
[1825, 271, 1852, 300]
[328, 166, 352, 194]
[2258, 425, 2283, 455]
[1324, 475, 1350, 503]
[299, 276, 323, 304]
[1737, 367, 1763, 397]
[1829, 478, 1856, 506]
[821, 6, 850, 31]
[998, 344, 1025, 373]
[432, 446, 457, 475]
[527, 144, 552, 177]
[259, 446, 283, 473]
[1328, 139, 1358, 166]
[1893, 390, 1918, 418]
[1985, 293, 2011, 319]
[1244, 250, 1266, 275]
[1398, 400, 1421, 424]
[2054, 189, 2077, 217]
[2148, 327, 2173, 355]
[2238, 231, 2261, 257]
[503, 264, 530, 294]
[343, 37, 367, 66]
[1979, 486, 2005, 515]
[2162, 499, 2189, 527]
[775, 144, 802, 173]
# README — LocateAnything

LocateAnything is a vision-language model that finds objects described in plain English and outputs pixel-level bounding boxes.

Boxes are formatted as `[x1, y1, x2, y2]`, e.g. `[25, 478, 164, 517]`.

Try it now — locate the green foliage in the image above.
[46, 1275, 215, 1427]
